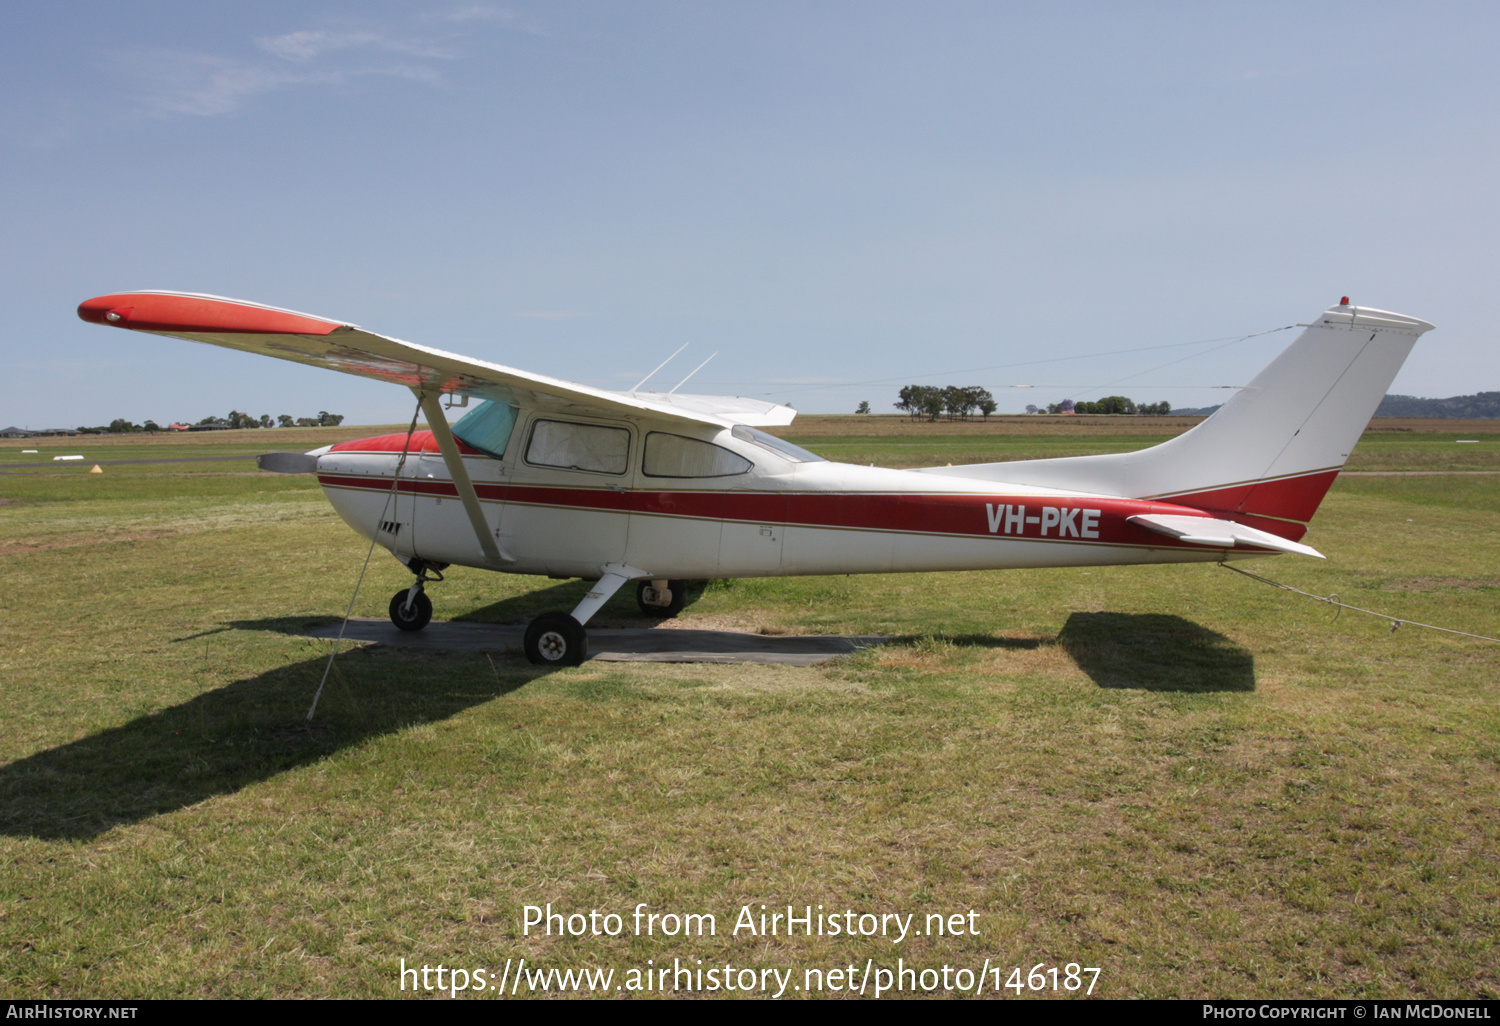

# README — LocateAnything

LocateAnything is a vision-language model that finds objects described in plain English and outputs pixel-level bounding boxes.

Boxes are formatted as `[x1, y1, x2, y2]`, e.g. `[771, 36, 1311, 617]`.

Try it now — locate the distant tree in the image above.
[918, 388, 944, 421]
[973, 388, 997, 419]
[1072, 396, 1139, 415]
[277, 414, 294, 427]
[143, 420, 161, 433]
[1025, 404, 1039, 415]
[894, 385, 920, 419]
[197, 415, 219, 426]
[259, 414, 272, 428]
[937, 385, 994, 420]
[295, 417, 318, 427]
[856, 401, 871, 414]
[317, 411, 344, 426]
[107, 418, 140, 433]
[941, 386, 966, 420]
[895, 385, 937, 421]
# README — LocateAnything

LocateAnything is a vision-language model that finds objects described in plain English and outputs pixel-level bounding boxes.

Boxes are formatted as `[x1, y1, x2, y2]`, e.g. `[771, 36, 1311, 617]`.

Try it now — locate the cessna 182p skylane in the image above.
[78, 292, 1433, 666]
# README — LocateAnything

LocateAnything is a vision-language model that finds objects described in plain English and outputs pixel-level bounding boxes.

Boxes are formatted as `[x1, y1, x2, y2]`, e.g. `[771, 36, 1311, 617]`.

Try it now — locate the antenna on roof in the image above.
[668, 352, 718, 395]
[630, 342, 690, 393]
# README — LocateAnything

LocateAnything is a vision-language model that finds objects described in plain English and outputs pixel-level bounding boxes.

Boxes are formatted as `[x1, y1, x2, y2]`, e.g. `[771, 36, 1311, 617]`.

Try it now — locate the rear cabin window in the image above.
[451, 400, 519, 459]
[643, 432, 753, 478]
[525, 419, 630, 474]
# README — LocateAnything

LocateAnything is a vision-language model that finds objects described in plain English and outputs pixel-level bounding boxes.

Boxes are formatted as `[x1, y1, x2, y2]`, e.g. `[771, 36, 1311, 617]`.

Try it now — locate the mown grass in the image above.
[0, 422, 1495, 999]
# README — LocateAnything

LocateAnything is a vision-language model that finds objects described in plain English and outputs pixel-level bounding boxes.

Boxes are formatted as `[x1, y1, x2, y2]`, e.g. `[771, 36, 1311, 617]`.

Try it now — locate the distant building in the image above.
[1, 426, 79, 437]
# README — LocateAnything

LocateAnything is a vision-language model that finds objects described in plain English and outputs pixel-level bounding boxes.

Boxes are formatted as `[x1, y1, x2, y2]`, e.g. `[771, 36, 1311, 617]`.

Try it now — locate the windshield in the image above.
[451, 400, 519, 459]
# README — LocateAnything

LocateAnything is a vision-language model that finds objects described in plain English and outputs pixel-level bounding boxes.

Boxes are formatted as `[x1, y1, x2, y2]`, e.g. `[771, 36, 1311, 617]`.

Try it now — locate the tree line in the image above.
[1027, 397, 1172, 416]
[893, 385, 999, 421]
[78, 410, 345, 434]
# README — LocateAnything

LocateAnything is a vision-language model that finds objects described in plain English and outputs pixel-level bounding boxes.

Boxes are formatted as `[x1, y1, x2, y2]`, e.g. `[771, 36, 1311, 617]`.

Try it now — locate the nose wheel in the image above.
[389, 561, 443, 632]
[389, 588, 433, 631]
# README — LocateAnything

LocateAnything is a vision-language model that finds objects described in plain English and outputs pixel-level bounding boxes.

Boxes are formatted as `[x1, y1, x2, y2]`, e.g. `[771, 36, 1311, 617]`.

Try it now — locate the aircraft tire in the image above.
[389, 589, 433, 632]
[635, 579, 688, 618]
[524, 612, 588, 666]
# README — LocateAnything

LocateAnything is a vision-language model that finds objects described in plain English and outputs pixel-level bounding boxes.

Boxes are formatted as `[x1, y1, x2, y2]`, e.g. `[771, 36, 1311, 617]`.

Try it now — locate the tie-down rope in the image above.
[306, 398, 425, 721]
[1218, 562, 1500, 644]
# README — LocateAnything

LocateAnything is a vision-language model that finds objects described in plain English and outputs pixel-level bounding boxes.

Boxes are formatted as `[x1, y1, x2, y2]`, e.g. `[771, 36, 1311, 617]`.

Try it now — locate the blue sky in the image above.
[3, 2, 1497, 428]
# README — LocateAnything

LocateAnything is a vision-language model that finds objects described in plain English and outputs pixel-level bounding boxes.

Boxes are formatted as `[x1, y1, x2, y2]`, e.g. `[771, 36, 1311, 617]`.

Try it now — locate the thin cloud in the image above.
[255, 29, 458, 62]
[439, 3, 548, 34]
[122, 53, 329, 118]
[109, 11, 549, 120]
[119, 38, 447, 119]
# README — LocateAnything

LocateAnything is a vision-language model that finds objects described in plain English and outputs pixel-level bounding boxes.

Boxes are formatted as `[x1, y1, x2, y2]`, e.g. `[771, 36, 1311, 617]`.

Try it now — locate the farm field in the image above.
[0, 419, 1496, 999]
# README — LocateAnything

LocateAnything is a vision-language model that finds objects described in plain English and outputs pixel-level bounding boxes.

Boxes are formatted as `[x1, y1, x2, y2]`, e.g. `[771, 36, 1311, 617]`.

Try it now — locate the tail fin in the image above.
[916, 301, 1434, 539]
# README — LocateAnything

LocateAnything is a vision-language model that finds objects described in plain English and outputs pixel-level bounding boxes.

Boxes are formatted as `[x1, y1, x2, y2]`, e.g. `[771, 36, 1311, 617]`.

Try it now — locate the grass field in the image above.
[1, 420, 1496, 999]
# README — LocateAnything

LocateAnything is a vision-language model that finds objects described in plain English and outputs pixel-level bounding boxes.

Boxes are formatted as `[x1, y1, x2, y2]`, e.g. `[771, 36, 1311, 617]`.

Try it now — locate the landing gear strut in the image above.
[389, 561, 444, 632]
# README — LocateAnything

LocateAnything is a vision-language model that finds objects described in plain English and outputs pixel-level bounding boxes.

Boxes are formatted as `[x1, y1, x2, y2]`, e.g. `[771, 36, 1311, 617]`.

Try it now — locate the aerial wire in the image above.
[306, 396, 425, 721]
[734, 324, 1298, 398]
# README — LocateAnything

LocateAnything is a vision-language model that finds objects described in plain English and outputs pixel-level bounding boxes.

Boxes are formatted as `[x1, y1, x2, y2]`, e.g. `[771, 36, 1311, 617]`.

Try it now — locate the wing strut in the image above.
[414, 389, 511, 567]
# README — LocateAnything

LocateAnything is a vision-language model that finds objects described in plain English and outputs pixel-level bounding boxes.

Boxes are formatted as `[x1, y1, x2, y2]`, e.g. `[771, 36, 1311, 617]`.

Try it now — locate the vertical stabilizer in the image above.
[916, 301, 1434, 538]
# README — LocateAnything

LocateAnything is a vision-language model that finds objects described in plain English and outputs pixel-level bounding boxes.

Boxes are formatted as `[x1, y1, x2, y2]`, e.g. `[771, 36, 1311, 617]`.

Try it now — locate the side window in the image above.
[451, 400, 519, 459]
[643, 432, 753, 478]
[525, 419, 630, 474]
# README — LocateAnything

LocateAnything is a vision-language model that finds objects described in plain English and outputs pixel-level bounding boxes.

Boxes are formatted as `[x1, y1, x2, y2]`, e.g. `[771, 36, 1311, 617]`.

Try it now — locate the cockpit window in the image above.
[525, 419, 631, 474]
[643, 432, 753, 478]
[731, 424, 825, 463]
[451, 400, 519, 460]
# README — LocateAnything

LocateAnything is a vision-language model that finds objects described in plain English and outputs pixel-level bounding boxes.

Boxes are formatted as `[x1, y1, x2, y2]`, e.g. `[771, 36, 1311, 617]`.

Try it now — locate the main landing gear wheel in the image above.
[636, 579, 688, 618]
[524, 612, 588, 666]
[389, 588, 433, 632]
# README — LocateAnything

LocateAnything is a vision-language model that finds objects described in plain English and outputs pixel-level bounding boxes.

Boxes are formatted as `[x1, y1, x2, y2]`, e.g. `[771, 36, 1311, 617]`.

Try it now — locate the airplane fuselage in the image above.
[316, 416, 1264, 582]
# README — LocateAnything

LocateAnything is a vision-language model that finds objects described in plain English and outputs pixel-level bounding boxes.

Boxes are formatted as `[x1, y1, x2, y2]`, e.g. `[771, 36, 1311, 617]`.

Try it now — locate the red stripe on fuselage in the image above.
[1161, 469, 1338, 527]
[315, 473, 1259, 550]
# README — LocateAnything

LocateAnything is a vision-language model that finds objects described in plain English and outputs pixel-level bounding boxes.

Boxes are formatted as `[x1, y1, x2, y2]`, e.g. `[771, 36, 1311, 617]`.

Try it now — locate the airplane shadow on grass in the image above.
[0, 646, 545, 843]
[1057, 612, 1255, 693]
[0, 608, 1248, 842]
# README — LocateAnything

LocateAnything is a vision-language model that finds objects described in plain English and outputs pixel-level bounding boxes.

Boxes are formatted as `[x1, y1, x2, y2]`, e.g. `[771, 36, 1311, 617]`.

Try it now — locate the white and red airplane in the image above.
[78, 292, 1433, 665]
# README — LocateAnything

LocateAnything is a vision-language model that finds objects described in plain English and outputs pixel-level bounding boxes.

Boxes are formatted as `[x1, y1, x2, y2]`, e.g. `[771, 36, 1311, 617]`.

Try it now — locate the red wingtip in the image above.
[77, 296, 129, 326]
[76, 292, 341, 335]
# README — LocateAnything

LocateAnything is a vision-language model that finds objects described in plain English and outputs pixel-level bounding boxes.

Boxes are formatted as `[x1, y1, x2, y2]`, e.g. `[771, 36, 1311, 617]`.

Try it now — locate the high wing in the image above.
[76, 291, 795, 428]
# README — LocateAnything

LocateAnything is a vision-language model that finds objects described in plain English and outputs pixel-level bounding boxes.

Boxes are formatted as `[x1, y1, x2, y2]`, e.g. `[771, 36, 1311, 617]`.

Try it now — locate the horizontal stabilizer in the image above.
[1127, 514, 1325, 558]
